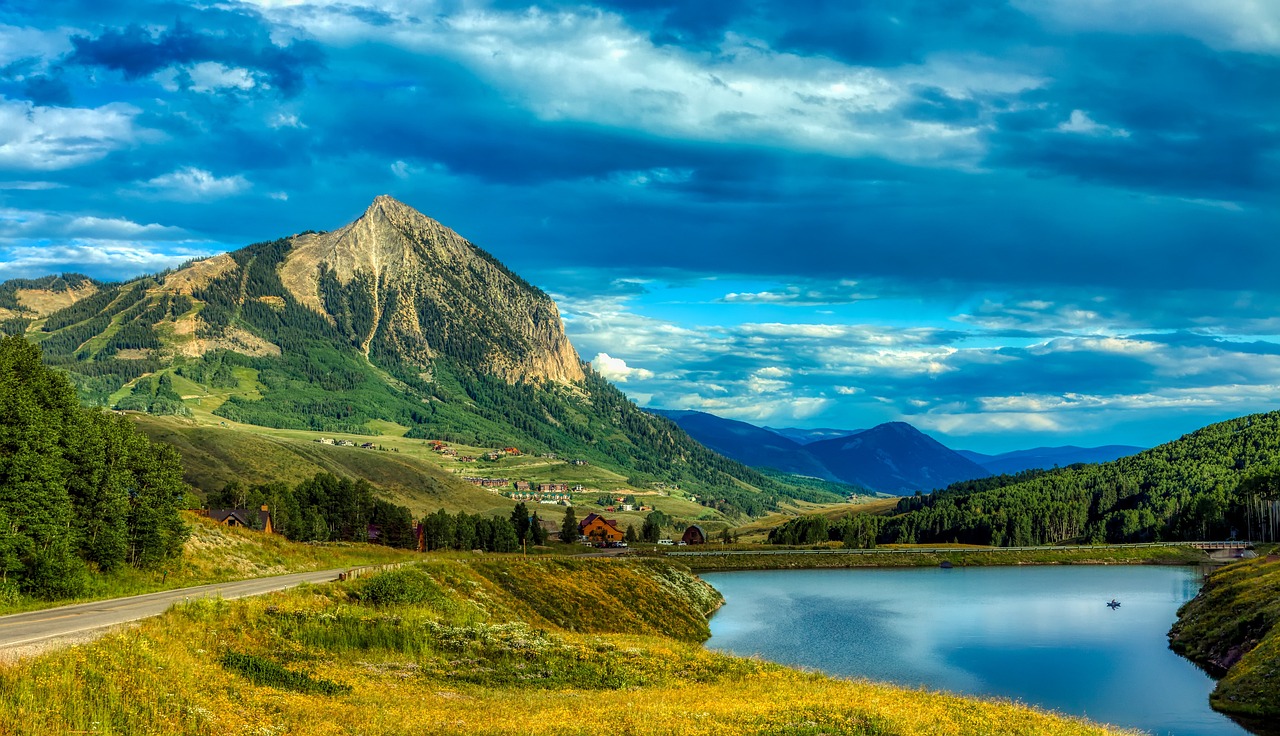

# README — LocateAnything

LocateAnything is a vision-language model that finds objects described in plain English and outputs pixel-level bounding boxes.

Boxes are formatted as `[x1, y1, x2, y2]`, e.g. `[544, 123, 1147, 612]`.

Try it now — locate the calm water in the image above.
[703, 566, 1249, 736]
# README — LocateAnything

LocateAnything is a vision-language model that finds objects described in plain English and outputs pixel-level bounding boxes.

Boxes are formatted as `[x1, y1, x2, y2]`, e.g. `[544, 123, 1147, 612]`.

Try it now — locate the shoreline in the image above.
[655, 544, 1217, 572]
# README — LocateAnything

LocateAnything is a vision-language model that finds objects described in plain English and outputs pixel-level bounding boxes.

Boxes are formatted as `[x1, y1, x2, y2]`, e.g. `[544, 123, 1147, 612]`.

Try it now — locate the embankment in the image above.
[667, 544, 1209, 572]
[1169, 554, 1280, 722]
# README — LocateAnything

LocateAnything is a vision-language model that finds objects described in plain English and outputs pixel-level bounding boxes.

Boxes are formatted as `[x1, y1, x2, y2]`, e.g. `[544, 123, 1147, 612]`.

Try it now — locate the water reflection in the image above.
[703, 567, 1248, 736]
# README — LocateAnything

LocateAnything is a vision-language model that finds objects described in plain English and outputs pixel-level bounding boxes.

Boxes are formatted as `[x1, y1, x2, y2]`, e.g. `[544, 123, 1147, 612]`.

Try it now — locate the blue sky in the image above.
[1, 0, 1277, 452]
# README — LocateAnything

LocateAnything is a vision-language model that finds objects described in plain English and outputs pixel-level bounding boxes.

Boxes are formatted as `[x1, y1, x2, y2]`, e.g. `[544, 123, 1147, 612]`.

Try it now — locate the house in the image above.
[336, 439, 355, 447]
[578, 513, 624, 543]
[571, 484, 585, 492]
[457, 455, 476, 463]
[464, 477, 509, 488]
[360, 442, 376, 449]
[205, 505, 274, 534]
[681, 525, 707, 545]
[504, 447, 520, 455]
[537, 482, 569, 493]
[569, 459, 589, 466]
[317, 437, 335, 445]
[538, 519, 561, 542]
[484, 451, 503, 461]
[514, 481, 531, 491]
[638, 505, 653, 512]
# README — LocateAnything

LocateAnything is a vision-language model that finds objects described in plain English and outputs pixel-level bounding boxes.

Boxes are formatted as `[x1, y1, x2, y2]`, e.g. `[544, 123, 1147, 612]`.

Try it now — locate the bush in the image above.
[218, 651, 350, 695]
[0, 580, 20, 607]
[354, 568, 442, 606]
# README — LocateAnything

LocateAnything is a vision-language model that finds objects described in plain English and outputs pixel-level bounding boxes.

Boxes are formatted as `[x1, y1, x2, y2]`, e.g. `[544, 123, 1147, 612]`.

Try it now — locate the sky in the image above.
[0, 0, 1278, 453]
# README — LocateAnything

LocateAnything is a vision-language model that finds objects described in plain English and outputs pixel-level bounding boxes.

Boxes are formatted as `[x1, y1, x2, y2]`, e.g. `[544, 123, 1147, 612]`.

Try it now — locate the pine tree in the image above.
[560, 505, 578, 543]
[510, 502, 531, 543]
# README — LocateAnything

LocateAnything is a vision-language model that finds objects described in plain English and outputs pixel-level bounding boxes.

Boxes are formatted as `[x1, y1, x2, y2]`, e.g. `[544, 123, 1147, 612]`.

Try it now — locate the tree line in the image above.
[207, 473, 417, 549]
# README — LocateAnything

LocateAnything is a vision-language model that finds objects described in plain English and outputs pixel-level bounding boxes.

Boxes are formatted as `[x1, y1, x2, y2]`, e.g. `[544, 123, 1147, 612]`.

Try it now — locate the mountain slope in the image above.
[649, 409, 836, 480]
[805, 422, 989, 494]
[957, 445, 1145, 475]
[14, 196, 834, 517]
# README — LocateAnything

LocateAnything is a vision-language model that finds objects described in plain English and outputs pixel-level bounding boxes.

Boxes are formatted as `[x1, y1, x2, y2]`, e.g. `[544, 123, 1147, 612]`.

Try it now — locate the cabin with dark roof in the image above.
[681, 525, 706, 545]
[204, 505, 274, 534]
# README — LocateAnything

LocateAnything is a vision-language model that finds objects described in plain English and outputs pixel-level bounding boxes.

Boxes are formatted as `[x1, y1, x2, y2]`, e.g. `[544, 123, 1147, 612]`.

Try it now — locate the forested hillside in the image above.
[0, 336, 188, 599]
[877, 413, 1280, 545]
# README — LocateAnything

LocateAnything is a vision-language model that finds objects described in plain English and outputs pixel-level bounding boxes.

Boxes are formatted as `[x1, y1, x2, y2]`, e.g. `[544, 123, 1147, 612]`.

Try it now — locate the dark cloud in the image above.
[67, 20, 323, 96]
[21, 74, 72, 106]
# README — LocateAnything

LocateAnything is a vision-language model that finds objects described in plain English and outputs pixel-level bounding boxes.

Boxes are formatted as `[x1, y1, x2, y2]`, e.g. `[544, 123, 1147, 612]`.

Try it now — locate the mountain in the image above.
[765, 426, 865, 444]
[662, 409, 988, 494]
[957, 445, 1145, 475]
[649, 410, 836, 480]
[13, 196, 839, 517]
[804, 422, 990, 494]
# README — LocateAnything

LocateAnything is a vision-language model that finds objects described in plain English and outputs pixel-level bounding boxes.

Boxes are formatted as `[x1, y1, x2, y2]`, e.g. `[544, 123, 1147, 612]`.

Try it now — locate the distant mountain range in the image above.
[956, 446, 1144, 476]
[655, 411, 1146, 495]
[653, 411, 986, 494]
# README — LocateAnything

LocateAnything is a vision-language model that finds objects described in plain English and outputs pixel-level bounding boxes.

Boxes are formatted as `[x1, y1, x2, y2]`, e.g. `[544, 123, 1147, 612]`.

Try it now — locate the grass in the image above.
[1169, 551, 1280, 720]
[0, 557, 1138, 736]
[0, 514, 418, 616]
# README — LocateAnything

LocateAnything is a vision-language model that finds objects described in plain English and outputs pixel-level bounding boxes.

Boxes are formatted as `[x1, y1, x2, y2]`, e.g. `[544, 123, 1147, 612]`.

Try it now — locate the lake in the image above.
[703, 566, 1249, 736]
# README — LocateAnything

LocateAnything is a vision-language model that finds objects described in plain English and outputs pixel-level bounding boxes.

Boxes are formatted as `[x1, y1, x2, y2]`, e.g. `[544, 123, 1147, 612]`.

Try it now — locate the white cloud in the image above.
[0, 241, 215, 279]
[0, 98, 141, 170]
[1017, 0, 1280, 54]
[591, 352, 654, 382]
[834, 386, 863, 395]
[0, 207, 186, 240]
[154, 62, 260, 93]
[252, 2, 1042, 165]
[270, 112, 306, 129]
[139, 167, 251, 201]
[1057, 109, 1130, 138]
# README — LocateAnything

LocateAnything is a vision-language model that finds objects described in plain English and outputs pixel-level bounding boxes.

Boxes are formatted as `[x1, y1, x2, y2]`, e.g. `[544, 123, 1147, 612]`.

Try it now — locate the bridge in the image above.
[665, 540, 1256, 558]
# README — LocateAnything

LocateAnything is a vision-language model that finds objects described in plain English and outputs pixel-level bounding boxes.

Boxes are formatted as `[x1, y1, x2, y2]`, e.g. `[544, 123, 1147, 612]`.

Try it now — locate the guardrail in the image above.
[337, 561, 411, 581]
[665, 541, 1253, 557]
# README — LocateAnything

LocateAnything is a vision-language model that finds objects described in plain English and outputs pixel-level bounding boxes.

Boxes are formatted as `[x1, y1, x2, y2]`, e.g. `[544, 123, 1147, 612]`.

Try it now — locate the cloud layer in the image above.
[0, 0, 1276, 450]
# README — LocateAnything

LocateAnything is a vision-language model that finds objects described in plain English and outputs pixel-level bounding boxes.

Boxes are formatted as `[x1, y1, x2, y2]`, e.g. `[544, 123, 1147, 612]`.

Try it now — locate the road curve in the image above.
[0, 568, 345, 656]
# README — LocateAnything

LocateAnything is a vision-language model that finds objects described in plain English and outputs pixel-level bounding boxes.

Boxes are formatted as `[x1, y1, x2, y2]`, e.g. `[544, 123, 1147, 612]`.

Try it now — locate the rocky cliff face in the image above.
[278, 195, 584, 384]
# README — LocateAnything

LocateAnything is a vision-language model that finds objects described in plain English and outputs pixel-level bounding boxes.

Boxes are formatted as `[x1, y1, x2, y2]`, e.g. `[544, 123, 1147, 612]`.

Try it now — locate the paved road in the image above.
[0, 568, 345, 656]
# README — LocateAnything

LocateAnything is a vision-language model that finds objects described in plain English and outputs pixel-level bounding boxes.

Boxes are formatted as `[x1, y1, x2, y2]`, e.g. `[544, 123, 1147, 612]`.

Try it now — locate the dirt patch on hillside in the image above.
[161, 254, 236, 295]
[15, 283, 98, 317]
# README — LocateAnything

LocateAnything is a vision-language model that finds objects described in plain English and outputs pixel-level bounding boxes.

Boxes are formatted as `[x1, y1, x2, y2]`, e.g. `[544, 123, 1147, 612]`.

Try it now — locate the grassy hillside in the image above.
[131, 414, 734, 534]
[0, 557, 1134, 736]
[1169, 553, 1280, 721]
[0, 514, 418, 616]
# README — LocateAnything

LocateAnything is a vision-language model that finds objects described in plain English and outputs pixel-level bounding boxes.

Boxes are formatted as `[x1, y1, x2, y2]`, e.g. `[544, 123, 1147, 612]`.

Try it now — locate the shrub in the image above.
[218, 651, 350, 695]
[354, 568, 442, 606]
[0, 580, 20, 607]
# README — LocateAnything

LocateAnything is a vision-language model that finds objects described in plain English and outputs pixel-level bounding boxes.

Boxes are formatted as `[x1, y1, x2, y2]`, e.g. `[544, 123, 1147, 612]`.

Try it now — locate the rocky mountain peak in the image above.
[278, 196, 585, 384]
